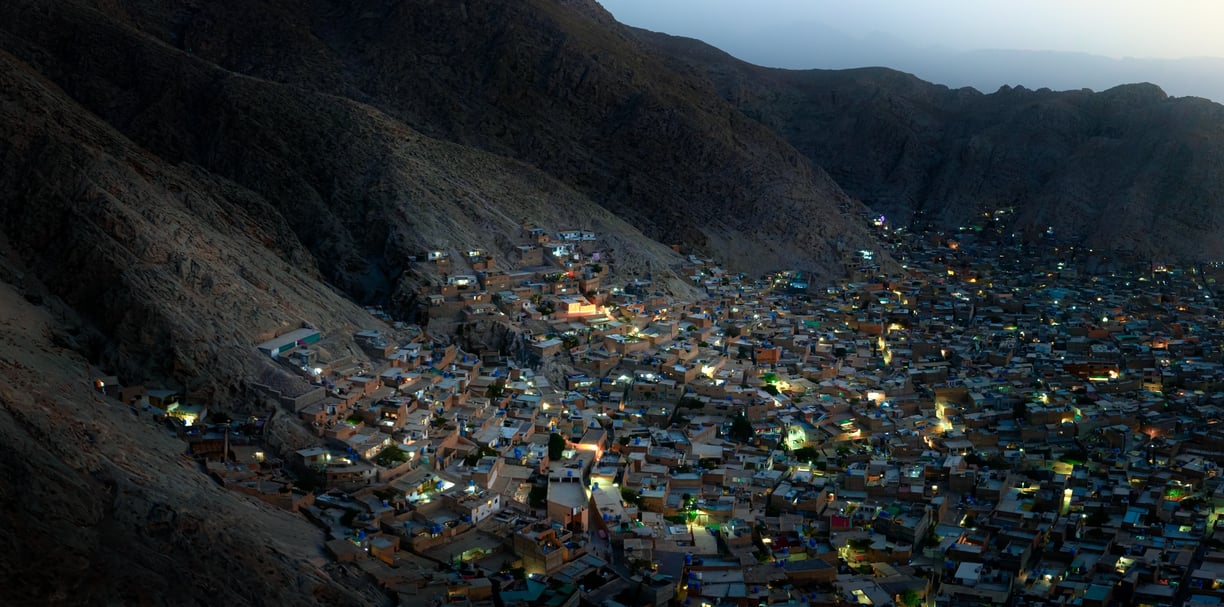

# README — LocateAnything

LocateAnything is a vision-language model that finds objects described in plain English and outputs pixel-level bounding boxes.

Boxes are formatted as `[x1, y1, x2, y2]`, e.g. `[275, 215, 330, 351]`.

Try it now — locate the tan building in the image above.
[546, 482, 589, 532]
[513, 521, 585, 576]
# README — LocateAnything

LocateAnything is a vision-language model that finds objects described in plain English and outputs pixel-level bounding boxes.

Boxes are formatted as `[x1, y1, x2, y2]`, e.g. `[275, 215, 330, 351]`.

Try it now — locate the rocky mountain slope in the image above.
[2, 0, 885, 280]
[1, 0, 709, 305]
[0, 1, 888, 601]
[0, 279, 388, 607]
[638, 30, 1224, 261]
[0, 48, 390, 604]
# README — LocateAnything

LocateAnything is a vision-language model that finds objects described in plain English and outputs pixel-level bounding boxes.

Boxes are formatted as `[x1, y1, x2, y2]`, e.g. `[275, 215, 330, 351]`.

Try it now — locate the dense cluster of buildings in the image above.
[93, 221, 1224, 607]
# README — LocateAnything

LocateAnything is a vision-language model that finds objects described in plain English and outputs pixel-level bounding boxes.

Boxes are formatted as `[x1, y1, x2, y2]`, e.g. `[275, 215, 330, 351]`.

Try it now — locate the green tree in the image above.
[463, 444, 499, 467]
[486, 382, 505, 399]
[549, 432, 567, 460]
[793, 447, 819, 462]
[729, 413, 754, 443]
[677, 396, 705, 409]
[900, 587, 920, 607]
[529, 484, 548, 508]
[1084, 511, 1109, 527]
[375, 446, 408, 466]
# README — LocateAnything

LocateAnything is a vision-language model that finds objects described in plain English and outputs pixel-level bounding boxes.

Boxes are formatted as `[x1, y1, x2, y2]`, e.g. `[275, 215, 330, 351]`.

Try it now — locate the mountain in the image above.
[665, 18, 1224, 104]
[0, 46, 390, 606]
[910, 50, 1224, 105]
[637, 29, 1224, 261]
[0, 0, 885, 602]
[1, 0, 885, 281]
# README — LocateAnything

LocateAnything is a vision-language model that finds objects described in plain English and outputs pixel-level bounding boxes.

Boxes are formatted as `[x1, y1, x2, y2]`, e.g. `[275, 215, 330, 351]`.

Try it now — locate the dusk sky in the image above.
[599, 0, 1224, 59]
[599, 0, 1224, 101]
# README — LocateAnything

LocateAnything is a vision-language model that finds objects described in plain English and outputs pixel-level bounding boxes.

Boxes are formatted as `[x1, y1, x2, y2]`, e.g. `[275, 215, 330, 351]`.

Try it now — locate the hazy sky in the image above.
[600, 0, 1224, 60]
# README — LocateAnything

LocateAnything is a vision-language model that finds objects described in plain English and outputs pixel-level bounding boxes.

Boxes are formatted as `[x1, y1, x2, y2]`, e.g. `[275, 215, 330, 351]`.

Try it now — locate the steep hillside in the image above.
[0, 0, 703, 306]
[0, 277, 388, 606]
[0, 0, 885, 278]
[638, 30, 1224, 261]
[0, 49, 391, 606]
[0, 2, 900, 598]
[0, 48, 382, 396]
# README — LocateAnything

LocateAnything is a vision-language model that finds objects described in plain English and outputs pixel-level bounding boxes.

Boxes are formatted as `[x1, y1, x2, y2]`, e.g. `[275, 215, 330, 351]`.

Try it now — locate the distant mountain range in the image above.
[694, 20, 1224, 104]
[638, 28, 1224, 260]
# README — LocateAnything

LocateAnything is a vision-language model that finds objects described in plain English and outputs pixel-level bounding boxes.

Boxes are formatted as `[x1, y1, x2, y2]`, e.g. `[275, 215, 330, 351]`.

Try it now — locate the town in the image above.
[90, 216, 1224, 607]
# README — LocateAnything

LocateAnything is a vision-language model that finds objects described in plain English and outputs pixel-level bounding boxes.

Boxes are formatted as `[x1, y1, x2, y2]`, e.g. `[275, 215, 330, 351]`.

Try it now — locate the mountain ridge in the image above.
[3, 0, 886, 280]
[634, 27, 1224, 261]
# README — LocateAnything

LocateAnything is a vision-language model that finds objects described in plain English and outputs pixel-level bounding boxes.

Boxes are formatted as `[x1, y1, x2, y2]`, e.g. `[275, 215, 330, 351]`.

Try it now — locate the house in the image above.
[513, 521, 586, 576]
[555, 295, 598, 319]
[257, 328, 321, 358]
[93, 375, 120, 398]
[440, 488, 503, 524]
[547, 481, 590, 533]
[531, 338, 563, 359]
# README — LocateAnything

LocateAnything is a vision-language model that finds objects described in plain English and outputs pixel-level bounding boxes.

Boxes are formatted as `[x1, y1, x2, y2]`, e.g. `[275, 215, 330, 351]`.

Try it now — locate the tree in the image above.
[375, 446, 408, 467]
[901, 590, 925, 607]
[486, 382, 505, 399]
[529, 484, 548, 508]
[1084, 511, 1109, 527]
[729, 413, 753, 443]
[793, 447, 819, 463]
[549, 432, 567, 460]
[677, 396, 705, 409]
[463, 444, 499, 467]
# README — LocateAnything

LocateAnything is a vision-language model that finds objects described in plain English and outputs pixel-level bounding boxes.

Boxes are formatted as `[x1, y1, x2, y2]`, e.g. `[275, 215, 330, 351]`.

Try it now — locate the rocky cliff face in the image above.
[638, 30, 1224, 261]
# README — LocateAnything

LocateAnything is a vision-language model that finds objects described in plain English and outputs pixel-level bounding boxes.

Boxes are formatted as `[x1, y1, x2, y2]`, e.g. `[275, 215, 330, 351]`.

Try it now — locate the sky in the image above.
[598, 0, 1224, 101]
[599, 0, 1224, 59]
